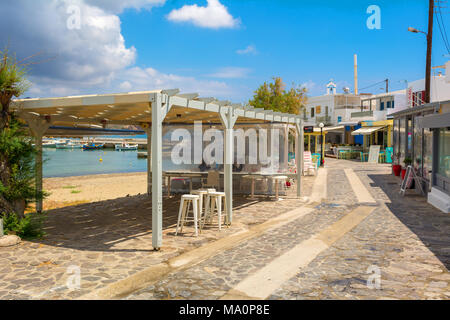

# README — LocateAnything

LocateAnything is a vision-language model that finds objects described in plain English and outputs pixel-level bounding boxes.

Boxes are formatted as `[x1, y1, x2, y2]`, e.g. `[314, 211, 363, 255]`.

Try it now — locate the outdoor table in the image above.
[273, 176, 288, 201]
[242, 174, 267, 199]
[162, 171, 297, 198]
[241, 172, 296, 199]
[164, 171, 205, 196]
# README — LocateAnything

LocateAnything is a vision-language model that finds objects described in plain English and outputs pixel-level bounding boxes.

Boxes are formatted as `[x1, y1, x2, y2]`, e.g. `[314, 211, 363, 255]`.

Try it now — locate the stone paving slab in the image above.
[0, 177, 314, 300]
[125, 202, 350, 300]
[125, 159, 450, 300]
[269, 159, 450, 300]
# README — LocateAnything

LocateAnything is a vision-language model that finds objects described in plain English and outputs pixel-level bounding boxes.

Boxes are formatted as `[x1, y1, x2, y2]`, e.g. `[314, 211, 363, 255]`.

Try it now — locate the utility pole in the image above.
[385, 79, 389, 93]
[425, 0, 434, 103]
[354, 54, 358, 95]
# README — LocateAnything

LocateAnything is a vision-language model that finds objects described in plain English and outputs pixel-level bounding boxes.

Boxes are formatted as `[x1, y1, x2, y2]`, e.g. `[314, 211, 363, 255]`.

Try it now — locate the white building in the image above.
[304, 81, 363, 126]
[407, 66, 450, 107]
[350, 89, 407, 123]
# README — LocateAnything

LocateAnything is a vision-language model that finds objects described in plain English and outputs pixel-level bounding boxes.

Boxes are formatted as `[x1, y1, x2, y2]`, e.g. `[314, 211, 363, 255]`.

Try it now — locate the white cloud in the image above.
[117, 67, 232, 97]
[119, 81, 133, 92]
[167, 0, 240, 29]
[208, 67, 250, 79]
[0, 0, 136, 89]
[301, 80, 316, 92]
[1, 0, 240, 100]
[237, 45, 257, 55]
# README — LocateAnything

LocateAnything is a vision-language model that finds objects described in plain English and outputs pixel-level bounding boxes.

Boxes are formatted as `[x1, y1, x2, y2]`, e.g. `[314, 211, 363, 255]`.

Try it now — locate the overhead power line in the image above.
[435, 0, 450, 54]
[359, 79, 388, 92]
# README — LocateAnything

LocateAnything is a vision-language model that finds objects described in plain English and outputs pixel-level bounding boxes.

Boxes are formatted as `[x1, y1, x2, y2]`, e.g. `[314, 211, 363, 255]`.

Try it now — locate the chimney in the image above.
[354, 54, 358, 95]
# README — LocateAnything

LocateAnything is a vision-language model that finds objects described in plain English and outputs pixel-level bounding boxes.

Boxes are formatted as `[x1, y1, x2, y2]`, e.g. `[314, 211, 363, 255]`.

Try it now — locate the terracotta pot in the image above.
[392, 165, 402, 177]
[401, 168, 407, 180]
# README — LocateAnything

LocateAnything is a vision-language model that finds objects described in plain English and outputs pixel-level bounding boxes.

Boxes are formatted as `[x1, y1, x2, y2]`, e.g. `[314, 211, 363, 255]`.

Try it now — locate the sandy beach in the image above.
[43, 172, 148, 210]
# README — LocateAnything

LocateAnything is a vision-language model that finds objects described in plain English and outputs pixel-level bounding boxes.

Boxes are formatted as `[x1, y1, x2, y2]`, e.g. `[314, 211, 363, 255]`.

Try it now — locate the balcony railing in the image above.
[334, 104, 362, 110]
[316, 115, 332, 125]
[351, 111, 373, 118]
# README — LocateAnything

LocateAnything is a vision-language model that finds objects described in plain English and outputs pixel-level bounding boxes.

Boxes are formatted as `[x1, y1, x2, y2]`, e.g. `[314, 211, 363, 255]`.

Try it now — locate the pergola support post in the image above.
[220, 108, 238, 224]
[144, 124, 152, 195]
[296, 121, 304, 198]
[284, 125, 289, 169]
[26, 117, 51, 213]
[151, 94, 163, 250]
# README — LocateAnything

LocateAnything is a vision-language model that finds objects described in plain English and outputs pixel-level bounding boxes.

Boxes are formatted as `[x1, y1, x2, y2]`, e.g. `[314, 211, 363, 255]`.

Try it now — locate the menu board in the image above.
[368, 145, 381, 164]
[400, 165, 425, 196]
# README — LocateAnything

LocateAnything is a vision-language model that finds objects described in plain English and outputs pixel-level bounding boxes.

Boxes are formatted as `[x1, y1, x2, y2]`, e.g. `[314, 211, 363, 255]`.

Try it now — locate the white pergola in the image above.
[12, 90, 304, 250]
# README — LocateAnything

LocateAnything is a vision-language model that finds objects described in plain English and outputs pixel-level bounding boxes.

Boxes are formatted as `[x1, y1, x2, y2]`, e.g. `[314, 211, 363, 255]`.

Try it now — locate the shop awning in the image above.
[351, 126, 385, 136]
[324, 125, 344, 132]
[417, 112, 450, 129]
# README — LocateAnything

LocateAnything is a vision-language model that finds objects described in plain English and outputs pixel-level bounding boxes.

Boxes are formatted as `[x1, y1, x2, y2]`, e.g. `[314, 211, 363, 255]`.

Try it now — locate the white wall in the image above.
[305, 95, 335, 121]
[387, 92, 408, 115]
[408, 75, 450, 103]
[446, 61, 450, 84]
[334, 108, 355, 124]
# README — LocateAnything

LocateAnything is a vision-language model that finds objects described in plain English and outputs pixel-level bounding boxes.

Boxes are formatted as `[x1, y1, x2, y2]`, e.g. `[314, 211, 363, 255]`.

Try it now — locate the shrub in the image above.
[1, 211, 46, 239]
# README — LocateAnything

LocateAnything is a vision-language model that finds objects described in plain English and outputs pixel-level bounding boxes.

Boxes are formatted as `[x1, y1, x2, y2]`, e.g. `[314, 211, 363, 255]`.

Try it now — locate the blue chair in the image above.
[312, 153, 321, 168]
[360, 152, 368, 162]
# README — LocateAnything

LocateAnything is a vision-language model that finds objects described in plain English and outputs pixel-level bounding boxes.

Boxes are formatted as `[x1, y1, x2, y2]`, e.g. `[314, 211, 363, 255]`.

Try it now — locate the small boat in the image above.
[83, 143, 104, 150]
[42, 141, 57, 148]
[56, 142, 83, 149]
[43, 139, 67, 148]
[115, 143, 138, 151]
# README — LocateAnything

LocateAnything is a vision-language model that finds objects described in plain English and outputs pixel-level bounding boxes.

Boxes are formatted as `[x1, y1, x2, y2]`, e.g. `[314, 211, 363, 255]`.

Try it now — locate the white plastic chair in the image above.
[303, 151, 317, 176]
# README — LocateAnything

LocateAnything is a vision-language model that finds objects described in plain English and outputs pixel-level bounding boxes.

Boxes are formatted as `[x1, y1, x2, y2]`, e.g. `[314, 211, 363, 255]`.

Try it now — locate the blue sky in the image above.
[1, 0, 449, 102]
[120, 0, 449, 100]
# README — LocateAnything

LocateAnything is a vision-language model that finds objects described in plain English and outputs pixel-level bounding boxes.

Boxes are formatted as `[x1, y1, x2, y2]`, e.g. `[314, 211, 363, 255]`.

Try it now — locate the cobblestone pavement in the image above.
[0, 177, 313, 300]
[126, 159, 450, 300]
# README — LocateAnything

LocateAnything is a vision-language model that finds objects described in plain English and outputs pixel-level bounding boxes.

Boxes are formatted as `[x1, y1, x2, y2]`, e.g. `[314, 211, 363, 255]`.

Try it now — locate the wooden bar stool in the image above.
[202, 191, 228, 231]
[175, 194, 200, 237]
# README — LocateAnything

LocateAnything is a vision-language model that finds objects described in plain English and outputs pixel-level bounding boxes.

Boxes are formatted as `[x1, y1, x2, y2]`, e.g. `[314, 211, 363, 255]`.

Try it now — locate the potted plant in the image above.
[402, 157, 412, 180]
[392, 152, 402, 176]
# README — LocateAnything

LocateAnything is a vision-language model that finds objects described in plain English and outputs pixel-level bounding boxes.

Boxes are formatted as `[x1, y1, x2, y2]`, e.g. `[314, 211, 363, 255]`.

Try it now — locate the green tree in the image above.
[249, 77, 308, 115]
[0, 47, 42, 220]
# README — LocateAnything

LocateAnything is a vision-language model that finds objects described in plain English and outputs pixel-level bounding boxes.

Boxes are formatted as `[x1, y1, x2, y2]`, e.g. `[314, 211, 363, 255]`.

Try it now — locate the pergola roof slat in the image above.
[13, 90, 302, 127]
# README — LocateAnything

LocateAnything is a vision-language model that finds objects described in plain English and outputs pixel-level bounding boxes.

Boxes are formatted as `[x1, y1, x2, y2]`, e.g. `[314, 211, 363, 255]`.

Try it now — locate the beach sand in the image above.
[43, 172, 148, 210]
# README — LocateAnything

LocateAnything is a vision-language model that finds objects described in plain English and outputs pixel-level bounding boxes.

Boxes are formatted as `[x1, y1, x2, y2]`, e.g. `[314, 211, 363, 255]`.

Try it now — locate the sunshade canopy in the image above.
[351, 126, 386, 136]
[12, 89, 305, 250]
[12, 89, 302, 127]
[324, 125, 345, 132]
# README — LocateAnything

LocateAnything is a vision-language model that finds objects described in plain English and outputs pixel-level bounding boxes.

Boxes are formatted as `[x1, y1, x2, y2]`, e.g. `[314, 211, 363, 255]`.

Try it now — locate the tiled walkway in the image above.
[0, 175, 313, 300]
[126, 159, 450, 300]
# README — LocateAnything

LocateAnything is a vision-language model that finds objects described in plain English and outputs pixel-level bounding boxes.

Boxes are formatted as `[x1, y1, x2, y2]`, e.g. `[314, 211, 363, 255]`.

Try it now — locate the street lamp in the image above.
[319, 122, 325, 167]
[408, 27, 427, 35]
[408, 17, 433, 104]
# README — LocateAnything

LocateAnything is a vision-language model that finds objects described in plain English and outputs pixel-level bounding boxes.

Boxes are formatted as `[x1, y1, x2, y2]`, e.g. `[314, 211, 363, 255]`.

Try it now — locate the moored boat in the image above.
[43, 139, 68, 148]
[42, 141, 57, 148]
[115, 143, 138, 151]
[56, 142, 83, 149]
[82, 143, 104, 150]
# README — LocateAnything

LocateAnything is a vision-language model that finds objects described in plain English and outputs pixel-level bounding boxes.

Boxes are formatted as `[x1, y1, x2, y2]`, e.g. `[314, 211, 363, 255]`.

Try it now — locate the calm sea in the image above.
[43, 148, 148, 178]
[43, 134, 189, 178]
